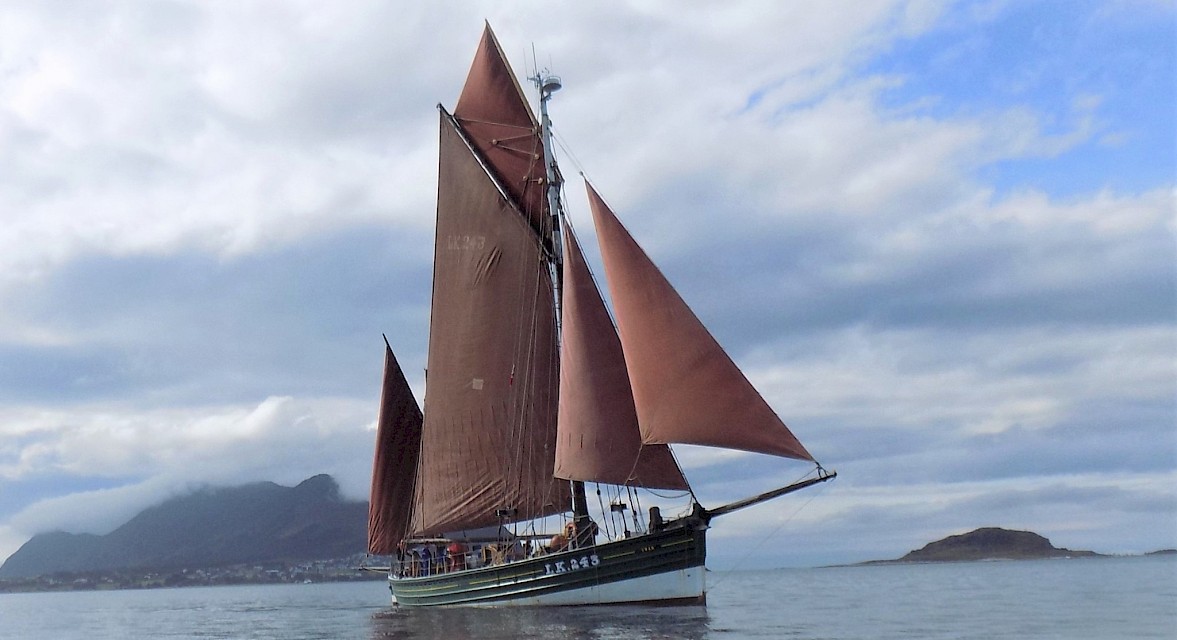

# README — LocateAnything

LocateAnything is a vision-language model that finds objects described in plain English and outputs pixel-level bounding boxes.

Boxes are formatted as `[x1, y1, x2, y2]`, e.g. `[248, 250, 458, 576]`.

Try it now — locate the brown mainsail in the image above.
[410, 114, 567, 537]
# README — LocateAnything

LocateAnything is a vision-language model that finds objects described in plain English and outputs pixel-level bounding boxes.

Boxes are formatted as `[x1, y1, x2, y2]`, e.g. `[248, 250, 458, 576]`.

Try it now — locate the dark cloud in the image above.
[5, 225, 432, 407]
[945, 406, 1177, 480]
[638, 200, 1175, 358]
[812, 397, 1176, 488]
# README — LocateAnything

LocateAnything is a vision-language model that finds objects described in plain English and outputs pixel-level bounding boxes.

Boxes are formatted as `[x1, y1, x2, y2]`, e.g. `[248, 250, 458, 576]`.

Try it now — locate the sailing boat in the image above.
[367, 24, 835, 607]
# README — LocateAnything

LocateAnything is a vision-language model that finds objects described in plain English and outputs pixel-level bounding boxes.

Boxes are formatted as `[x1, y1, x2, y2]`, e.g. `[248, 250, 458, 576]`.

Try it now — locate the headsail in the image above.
[586, 183, 815, 462]
[555, 225, 690, 490]
[367, 341, 423, 555]
[410, 105, 567, 536]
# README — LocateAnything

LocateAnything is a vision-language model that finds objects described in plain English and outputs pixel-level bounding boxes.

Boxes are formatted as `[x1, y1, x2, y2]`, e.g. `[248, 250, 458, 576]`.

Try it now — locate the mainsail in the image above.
[410, 29, 568, 537]
[585, 183, 815, 461]
[367, 342, 423, 554]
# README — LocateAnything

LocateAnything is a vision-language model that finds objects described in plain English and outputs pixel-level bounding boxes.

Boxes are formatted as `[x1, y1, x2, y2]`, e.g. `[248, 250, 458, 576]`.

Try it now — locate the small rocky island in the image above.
[864, 527, 1102, 564]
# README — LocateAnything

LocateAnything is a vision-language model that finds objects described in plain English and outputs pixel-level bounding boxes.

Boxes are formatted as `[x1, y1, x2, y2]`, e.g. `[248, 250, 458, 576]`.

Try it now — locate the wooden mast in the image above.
[530, 65, 594, 547]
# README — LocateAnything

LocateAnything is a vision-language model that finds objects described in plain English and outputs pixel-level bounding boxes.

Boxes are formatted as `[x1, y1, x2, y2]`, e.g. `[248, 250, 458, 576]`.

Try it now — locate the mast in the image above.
[531, 66, 593, 546]
[535, 71, 564, 275]
[533, 68, 565, 357]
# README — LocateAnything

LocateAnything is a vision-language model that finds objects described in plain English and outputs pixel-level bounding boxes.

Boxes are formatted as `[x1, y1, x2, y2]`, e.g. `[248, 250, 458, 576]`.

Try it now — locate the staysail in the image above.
[555, 225, 690, 490]
[410, 45, 568, 537]
[586, 183, 815, 461]
[367, 341, 423, 554]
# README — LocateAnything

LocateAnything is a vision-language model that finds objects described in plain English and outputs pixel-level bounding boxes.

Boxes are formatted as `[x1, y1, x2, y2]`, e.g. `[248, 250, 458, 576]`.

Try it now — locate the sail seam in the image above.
[454, 117, 533, 130]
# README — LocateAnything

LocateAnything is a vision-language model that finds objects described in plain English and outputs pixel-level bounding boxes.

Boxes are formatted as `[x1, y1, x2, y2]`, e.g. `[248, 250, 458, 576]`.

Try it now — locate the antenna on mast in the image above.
[529, 43, 537, 87]
[528, 43, 561, 99]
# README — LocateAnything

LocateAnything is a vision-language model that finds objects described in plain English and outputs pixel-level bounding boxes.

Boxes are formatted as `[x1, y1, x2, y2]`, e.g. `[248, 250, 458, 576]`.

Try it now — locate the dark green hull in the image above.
[390, 523, 707, 607]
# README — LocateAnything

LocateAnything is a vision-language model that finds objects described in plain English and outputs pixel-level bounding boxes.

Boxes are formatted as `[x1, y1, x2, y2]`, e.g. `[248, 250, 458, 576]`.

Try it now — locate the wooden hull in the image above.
[389, 523, 707, 607]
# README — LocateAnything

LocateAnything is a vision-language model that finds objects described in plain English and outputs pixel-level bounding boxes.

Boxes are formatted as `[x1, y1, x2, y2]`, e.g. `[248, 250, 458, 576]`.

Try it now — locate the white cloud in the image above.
[0, 396, 376, 491]
[0, 0, 447, 289]
[8, 476, 194, 540]
[748, 324, 1174, 437]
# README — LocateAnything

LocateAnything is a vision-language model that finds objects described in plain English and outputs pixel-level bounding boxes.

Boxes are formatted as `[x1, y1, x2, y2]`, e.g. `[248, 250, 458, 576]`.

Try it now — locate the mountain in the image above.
[863, 527, 1102, 565]
[0, 475, 368, 579]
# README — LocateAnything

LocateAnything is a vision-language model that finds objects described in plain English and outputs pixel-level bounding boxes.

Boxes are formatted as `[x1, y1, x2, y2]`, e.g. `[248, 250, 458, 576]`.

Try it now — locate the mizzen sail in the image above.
[586, 183, 815, 462]
[555, 225, 690, 490]
[367, 341, 423, 554]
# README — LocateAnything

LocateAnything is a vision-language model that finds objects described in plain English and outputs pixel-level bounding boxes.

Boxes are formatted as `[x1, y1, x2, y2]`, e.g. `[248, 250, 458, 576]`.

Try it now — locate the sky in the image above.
[0, 0, 1174, 570]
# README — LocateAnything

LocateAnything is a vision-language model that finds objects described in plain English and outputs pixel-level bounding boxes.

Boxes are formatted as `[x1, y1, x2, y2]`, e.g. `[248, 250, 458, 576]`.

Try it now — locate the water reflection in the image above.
[370, 604, 711, 640]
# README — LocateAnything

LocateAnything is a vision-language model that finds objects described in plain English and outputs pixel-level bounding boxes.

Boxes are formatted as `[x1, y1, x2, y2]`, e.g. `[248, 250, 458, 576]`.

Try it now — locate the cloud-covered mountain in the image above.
[0, 475, 365, 579]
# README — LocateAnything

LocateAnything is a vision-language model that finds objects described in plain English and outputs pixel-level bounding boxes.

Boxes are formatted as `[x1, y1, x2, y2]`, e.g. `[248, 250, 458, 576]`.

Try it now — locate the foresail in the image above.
[412, 115, 568, 537]
[453, 24, 549, 241]
[555, 226, 690, 490]
[585, 183, 816, 462]
[368, 341, 423, 555]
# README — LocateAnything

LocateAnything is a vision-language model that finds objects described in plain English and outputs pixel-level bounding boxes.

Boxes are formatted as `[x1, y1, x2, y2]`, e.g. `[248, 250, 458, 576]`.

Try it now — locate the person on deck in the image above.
[546, 521, 575, 553]
[649, 506, 665, 532]
[446, 542, 467, 572]
[419, 546, 432, 577]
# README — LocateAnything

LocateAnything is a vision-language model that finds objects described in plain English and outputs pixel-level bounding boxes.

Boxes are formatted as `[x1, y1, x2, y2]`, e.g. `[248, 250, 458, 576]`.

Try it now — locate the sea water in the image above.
[0, 556, 1172, 639]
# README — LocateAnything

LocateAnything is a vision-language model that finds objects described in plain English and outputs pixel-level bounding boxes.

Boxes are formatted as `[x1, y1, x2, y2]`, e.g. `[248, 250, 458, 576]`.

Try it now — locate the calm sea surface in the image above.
[1, 556, 1173, 639]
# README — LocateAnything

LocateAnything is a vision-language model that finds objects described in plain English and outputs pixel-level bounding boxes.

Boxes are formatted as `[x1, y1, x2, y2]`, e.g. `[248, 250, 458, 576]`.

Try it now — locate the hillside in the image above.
[865, 527, 1102, 564]
[0, 475, 367, 579]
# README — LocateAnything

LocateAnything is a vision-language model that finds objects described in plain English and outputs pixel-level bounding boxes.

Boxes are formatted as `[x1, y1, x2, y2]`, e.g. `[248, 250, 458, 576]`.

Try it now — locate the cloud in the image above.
[0, 1, 446, 290]
[0, 226, 432, 408]
[0, 395, 377, 497]
[6, 475, 195, 538]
